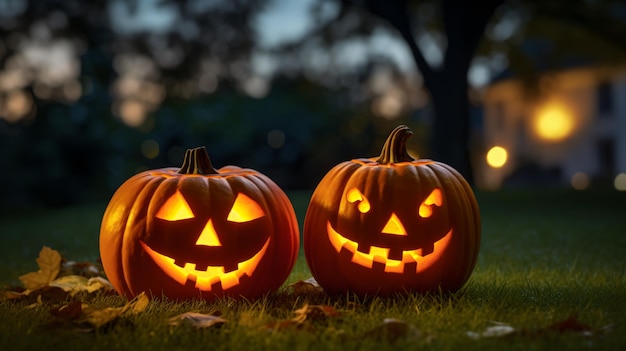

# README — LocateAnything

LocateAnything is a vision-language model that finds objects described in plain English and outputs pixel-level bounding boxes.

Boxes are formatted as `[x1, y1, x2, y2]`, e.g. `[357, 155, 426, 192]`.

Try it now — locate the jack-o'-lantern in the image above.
[303, 125, 480, 297]
[100, 147, 299, 301]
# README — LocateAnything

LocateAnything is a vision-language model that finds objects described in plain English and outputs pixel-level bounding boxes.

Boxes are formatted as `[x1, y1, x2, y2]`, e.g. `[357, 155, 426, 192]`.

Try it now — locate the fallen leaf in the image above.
[292, 304, 339, 323]
[168, 312, 227, 329]
[468, 316, 607, 340]
[80, 291, 149, 328]
[467, 321, 516, 340]
[49, 275, 114, 296]
[19, 247, 62, 290]
[25, 286, 70, 305]
[1, 290, 25, 301]
[50, 300, 83, 321]
[290, 277, 324, 295]
[60, 260, 103, 278]
[264, 304, 339, 332]
[362, 318, 422, 342]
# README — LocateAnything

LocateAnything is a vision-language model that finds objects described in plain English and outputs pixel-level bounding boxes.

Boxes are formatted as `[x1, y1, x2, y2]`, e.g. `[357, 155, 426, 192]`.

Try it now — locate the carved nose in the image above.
[382, 213, 407, 236]
[196, 219, 222, 246]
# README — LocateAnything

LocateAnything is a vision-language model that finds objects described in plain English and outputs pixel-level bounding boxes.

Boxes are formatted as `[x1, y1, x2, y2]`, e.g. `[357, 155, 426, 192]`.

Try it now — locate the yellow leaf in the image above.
[49, 275, 114, 296]
[19, 246, 62, 290]
[80, 292, 150, 328]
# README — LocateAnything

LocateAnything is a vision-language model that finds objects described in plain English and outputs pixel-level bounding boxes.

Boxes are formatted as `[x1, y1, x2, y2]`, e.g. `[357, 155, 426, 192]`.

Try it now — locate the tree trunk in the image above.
[363, 0, 503, 185]
[429, 69, 473, 184]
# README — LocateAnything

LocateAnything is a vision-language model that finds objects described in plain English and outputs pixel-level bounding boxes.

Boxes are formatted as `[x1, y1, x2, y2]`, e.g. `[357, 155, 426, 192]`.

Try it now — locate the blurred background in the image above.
[1, 0, 626, 209]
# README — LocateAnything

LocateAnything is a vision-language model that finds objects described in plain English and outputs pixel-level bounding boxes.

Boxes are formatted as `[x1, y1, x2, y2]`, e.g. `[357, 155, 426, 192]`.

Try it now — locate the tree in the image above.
[276, 0, 626, 184]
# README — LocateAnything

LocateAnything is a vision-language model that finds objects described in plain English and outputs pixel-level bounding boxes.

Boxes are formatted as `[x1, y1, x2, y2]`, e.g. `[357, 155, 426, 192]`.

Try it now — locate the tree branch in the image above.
[362, 0, 437, 89]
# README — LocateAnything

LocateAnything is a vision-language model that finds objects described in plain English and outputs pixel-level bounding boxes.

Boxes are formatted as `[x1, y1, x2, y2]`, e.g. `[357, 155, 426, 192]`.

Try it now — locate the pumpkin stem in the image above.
[376, 125, 415, 164]
[178, 147, 219, 175]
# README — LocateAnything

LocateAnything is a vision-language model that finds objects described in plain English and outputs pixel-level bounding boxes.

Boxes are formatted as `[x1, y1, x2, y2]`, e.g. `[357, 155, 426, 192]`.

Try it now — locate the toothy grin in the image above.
[140, 238, 270, 291]
[326, 222, 452, 273]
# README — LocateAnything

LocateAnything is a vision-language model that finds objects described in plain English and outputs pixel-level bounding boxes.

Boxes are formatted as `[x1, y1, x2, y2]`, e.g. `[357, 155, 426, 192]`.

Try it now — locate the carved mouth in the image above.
[327, 221, 452, 273]
[140, 238, 270, 291]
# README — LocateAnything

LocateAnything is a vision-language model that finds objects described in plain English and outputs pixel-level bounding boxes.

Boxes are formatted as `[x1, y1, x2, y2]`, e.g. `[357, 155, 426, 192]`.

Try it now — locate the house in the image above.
[477, 64, 626, 190]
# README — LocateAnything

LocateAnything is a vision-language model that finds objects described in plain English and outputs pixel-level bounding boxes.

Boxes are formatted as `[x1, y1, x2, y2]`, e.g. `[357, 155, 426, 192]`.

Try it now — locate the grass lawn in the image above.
[1, 188, 625, 350]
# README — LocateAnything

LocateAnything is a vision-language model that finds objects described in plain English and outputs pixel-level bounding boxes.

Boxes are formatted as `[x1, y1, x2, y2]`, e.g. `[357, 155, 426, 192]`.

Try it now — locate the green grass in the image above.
[1, 189, 625, 350]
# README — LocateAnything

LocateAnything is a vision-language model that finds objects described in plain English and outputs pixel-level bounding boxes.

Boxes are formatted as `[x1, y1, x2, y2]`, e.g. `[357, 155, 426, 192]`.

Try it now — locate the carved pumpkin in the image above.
[303, 125, 480, 297]
[100, 147, 299, 301]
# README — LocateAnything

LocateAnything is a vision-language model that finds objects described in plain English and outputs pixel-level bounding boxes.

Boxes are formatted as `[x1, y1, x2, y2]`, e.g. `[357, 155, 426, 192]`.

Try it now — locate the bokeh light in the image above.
[533, 102, 575, 142]
[614, 173, 626, 191]
[486, 146, 508, 168]
[570, 172, 589, 190]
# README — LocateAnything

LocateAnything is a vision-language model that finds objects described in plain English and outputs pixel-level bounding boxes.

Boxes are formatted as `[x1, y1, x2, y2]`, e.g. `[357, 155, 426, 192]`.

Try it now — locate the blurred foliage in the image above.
[0, 72, 423, 209]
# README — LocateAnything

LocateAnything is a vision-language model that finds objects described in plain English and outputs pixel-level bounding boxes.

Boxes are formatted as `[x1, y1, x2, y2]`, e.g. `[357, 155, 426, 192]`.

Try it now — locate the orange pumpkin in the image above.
[100, 147, 299, 301]
[303, 125, 480, 297]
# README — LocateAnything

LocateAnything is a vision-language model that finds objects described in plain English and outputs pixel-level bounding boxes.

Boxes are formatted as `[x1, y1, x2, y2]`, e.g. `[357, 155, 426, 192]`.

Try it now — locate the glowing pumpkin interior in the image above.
[140, 191, 269, 291]
[328, 187, 452, 273]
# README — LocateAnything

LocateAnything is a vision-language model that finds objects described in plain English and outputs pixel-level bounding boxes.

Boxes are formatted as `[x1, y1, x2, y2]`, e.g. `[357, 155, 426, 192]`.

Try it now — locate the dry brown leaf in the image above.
[80, 291, 149, 328]
[264, 303, 339, 332]
[60, 260, 103, 278]
[292, 304, 339, 323]
[49, 275, 114, 296]
[289, 277, 324, 295]
[19, 246, 62, 290]
[0, 290, 25, 301]
[25, 286, 70, 304]
[168, 312, 227, 329]
[50, 300, 83, 321]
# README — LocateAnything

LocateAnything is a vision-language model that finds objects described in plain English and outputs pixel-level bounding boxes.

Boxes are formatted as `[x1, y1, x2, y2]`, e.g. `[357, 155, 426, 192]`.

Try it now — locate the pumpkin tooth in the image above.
[420, 244, 434, 256]
[174, 259, 187, 268]
[223, 262, 239, 273]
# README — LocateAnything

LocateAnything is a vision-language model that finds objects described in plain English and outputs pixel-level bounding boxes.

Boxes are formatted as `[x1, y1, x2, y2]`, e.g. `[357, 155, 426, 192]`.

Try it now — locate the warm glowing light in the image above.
[140, 238, 270, 291]
[533, 102, 575, 141]
[156, 191, 194, 221]
[419, 188, 443, 218]
[570, 172, 589, 190]
[227, 193, 265, 223]
[371, 89, 404, 120]
[196, 219, 222, 247]
[327, 221, 452, 273]
[486, 146, 508, 168]
[2, 90, 33, 123]
[381, 213, 407, 236]
[347, 188, 370, 213]
[119, 99, 147, 127]
[614, 173, 626, 191]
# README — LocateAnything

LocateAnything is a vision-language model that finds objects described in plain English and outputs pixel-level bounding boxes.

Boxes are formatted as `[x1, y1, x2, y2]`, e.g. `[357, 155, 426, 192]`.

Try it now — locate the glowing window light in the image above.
[486, 146, 508, 168]
[614, 173, 626, 191]
[533, 102, 575, 141]
[570, 172, 589, 190]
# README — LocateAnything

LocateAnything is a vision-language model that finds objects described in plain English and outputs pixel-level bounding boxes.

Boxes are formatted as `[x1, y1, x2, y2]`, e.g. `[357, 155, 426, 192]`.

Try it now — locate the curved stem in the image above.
[376, 125, 415, 164]
[178, 146, 219, 175]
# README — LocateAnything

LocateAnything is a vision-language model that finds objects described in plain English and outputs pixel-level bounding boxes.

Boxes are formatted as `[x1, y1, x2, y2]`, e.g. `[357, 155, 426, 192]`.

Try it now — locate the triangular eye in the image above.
[227, 193, 265, 223]
[347, 188, 370, 213]
[156, 191, 194, 221]
[419, 188, 443, 218]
